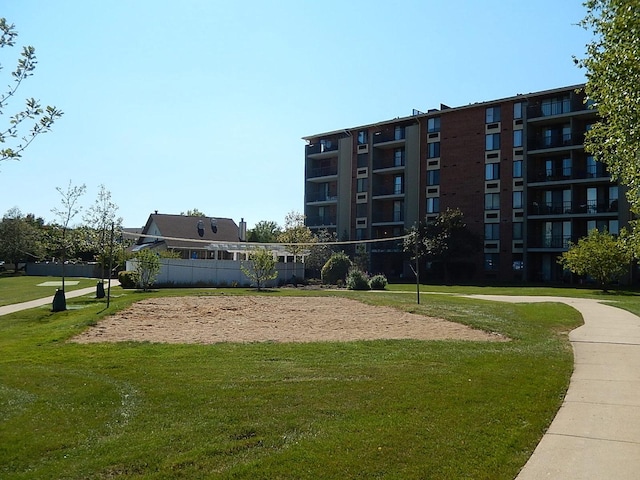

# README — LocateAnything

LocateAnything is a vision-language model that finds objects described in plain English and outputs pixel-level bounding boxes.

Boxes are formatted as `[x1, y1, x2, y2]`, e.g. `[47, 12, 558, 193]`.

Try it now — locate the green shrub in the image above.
[346, 268, 370, 290]
[321, 252, 352, 285]
[369, 274, 388, 290]
[118, 270, 137, 289]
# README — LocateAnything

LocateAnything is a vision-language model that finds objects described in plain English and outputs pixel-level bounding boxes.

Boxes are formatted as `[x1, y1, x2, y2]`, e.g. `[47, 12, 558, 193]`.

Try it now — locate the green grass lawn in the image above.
[0, 274, 105, 306]
[0, 284, 590, 479]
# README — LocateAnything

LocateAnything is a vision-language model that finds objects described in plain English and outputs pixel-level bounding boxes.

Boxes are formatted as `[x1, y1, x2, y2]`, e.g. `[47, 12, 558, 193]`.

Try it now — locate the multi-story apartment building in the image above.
[303, 85, 631, 284]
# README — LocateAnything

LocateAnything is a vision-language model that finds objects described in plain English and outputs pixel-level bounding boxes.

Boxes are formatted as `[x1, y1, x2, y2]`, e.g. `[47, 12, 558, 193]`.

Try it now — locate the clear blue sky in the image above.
[1, 0, 591, 230]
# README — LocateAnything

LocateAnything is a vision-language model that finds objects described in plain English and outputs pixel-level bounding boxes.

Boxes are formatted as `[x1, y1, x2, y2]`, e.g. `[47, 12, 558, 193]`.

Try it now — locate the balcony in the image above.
[528, 235, 573, 249]
[372, 211, 404, 224]
[306, 165, 338, 179]
[306, 140, 338, 157]
[371, 184, 404, 197]
[373, 128, 406, 148]
[306, 192, 338, 203]
[306, 215, 337, 227]
[528, 132, 585, 152]
[527, 97, 593, 120]
[529, 201, 573, 216]
[528, 165, 609, 183]
[529, 200, 618, 216]
[372, 157, 405, 171]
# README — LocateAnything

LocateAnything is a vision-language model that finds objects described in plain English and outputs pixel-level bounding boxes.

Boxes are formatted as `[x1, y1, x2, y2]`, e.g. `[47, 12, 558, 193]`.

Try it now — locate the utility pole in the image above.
[415, 229, 420, 304]
[107, 222, 114, 308]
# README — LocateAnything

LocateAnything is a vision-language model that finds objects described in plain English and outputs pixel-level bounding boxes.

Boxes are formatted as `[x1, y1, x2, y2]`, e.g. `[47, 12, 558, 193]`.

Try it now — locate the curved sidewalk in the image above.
[467, 295, 640, 479]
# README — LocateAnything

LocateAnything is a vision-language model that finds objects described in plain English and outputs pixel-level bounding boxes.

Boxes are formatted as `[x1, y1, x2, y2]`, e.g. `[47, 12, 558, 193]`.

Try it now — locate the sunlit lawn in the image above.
[0, 274, 105, 307]
[0, 283, 599, 479]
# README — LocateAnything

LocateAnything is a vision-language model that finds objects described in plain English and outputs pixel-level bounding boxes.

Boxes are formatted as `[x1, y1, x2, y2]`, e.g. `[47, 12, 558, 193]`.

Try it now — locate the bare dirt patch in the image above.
[71, 295, 505, 344]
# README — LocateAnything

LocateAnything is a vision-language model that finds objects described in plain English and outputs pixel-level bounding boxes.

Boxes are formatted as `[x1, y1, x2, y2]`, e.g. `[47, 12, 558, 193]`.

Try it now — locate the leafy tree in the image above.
[404, 208, 481, 283]
[133, 248, 161, 291]
[305, 228, 338, 279]
[0, 18, 63, 161]
[247, 220, 281, 243]
[277, 211, 315, 262]
[558, 228, 631, 292]
[0, 207, 43, 271]
[321, 251, 352, 285]
[84, 185, 122, 280]
[181, 208, 206, 217]
[577, 0, 640, 212]
[51, 180, 86, 294]
[241, 247, 278, 290]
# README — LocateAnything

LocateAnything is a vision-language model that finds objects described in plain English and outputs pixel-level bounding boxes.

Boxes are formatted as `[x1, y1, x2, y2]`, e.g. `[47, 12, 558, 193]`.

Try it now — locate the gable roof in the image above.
[138, 214, 241, 250]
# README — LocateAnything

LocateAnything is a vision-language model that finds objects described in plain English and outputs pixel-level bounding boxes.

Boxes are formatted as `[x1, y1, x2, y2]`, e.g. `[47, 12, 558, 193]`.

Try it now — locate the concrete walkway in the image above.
[0, 280, 120, 316]
[466, 295, 640, 480]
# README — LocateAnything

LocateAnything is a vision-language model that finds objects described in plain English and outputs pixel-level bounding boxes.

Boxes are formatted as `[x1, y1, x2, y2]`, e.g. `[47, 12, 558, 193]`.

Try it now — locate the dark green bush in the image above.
[369, 274, 388, 290]
[321, 252, 352, 285]
[346, 268, 370, 290]
[118, 270, 137, 289]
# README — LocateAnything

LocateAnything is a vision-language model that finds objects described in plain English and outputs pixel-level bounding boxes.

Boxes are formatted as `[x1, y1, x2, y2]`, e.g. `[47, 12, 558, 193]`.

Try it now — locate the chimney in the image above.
[239, 218, 247, 241]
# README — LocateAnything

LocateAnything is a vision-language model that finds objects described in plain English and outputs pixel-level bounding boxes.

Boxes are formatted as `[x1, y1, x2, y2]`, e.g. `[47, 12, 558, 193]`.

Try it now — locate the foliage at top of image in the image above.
[0, 18, 63, 161]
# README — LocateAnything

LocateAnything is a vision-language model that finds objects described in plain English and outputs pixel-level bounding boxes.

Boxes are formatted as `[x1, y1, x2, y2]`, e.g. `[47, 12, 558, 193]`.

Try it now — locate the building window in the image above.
[485, 163, 500, 180]
[587, 219, 619, 235]
[513, 160, 522, 178]
[486, 133, 500, 151]
[485, 193, 500, 210]
[485, 223, 500, 240]
[513, 130, 523, 148]
[541, 95, 570, 116]
[427, 169, 440, 186]
[513, 191, 523, 209]
[427, 142, 440, 158]
[357, 130, 368, 145]
[427, 197, 440, 214]
[393, 201, 403, 222]
[486, 106, 501, 123]
[513, 222, 523, 240]
[357, 178, 368, 193]
[484, 253, 499, 271]
[394, 148, 405, 166]
[356, 228, 367, 240]
[513, 102, 522, 120]
[427, 117, 441, 133]
[394, 126, 405, 140]
[394, 175, 403, 195]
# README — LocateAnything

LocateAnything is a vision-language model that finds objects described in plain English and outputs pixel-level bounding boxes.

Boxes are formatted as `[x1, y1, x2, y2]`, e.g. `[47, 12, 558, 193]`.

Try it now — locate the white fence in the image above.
[126, 258, 304, 287]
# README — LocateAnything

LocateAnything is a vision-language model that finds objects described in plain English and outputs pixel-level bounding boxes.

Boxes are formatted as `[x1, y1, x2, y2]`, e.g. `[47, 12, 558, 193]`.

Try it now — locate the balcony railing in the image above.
[307, 165, 338, 178]
[372, 212, 404, 223]
[373, 129, 406, 144]
[306, 141, 339, 155]
[529, 200, 618, 215]
[306, 215, 337, 227]
[372, 185, 404, 197]
[372, 158, 405, 170]
[528, 132, 584, 151]
[529, 201, 573, 215]
[306, 192, 338, 203]
[528, 235, 573, 249]
[528, 165, 609, 182]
